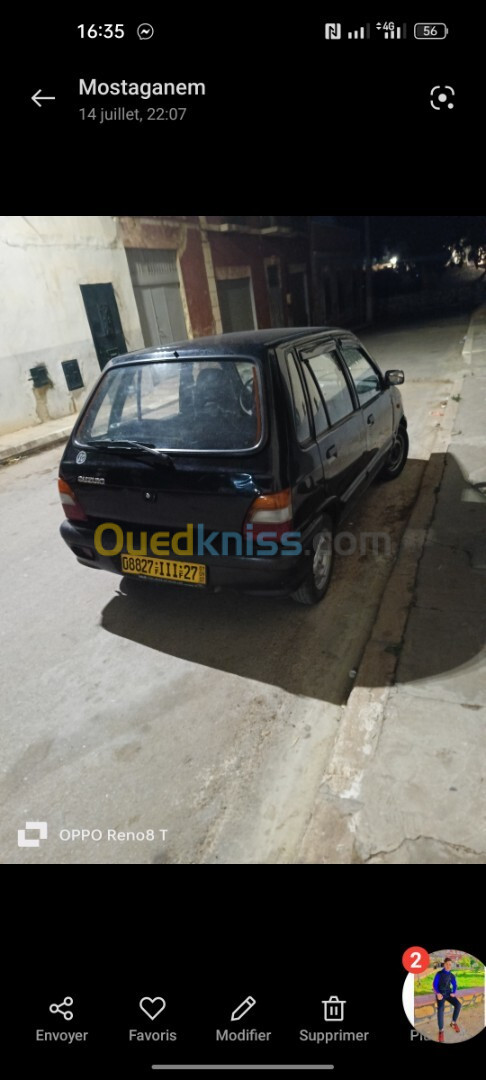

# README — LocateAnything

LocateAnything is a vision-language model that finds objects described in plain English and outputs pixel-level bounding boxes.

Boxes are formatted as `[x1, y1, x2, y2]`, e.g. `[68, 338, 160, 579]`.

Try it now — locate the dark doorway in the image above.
[288, 267, 310, 326]
[125, 249, 187, 347]
[217, 277, 256, 332]
[80, 283, 127, 370]
[266, 262, 284, 327]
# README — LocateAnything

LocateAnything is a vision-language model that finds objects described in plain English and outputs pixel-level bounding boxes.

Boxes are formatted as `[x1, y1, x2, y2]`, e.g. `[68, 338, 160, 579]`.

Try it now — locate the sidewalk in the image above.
[299, 304, 486, 864]
[0, 412, 77, 465]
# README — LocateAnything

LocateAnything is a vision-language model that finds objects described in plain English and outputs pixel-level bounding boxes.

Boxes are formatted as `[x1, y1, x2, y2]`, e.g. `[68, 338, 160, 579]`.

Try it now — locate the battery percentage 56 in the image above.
[414, 23, 448, 39]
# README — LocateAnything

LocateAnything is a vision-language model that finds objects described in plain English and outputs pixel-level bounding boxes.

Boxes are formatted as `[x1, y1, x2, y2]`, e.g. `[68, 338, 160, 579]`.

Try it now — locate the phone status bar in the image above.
[323, 22, 449, 41]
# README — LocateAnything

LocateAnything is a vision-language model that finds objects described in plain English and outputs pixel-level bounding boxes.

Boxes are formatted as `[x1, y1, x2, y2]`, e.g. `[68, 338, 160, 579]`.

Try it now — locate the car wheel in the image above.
[291, 519, 334, 605]
[379, 425, 409, 481]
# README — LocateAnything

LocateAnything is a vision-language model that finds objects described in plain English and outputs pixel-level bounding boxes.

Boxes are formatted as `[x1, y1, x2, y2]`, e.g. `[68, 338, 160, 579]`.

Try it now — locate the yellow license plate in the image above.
[121, 555, 207, 585]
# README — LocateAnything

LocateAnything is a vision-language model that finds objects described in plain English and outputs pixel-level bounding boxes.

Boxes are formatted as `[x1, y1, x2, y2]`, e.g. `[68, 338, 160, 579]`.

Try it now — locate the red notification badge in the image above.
[402, 946, 431, 973]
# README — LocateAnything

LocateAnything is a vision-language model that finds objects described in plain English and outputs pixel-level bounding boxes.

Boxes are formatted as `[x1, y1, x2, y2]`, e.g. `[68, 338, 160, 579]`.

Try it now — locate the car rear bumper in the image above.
[60, 520, 310, 596]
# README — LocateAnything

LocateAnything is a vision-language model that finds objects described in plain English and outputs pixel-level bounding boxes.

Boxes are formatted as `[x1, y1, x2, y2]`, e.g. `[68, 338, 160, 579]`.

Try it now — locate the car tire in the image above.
[291, 518, 334, 605]
[379, 424, 409, 481]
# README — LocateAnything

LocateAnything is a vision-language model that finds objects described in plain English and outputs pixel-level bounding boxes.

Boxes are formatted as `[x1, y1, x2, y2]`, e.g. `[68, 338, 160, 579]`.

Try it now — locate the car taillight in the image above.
[243, 488, 293, 541]
[58, 477, 87, 521]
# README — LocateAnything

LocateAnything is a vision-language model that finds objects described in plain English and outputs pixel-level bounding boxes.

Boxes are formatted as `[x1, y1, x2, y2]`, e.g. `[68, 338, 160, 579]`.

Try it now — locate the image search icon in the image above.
[430, 86, 455, 110]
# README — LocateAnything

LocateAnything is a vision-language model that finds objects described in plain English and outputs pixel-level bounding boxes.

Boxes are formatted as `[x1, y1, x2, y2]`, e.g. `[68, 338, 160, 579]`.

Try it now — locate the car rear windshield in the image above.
[76, 358, 263, 452]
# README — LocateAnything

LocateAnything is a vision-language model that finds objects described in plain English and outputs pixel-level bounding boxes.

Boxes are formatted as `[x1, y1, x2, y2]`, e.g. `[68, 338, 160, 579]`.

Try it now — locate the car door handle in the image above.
[367, 414, 375, 425]
[326, 444, 338, 459]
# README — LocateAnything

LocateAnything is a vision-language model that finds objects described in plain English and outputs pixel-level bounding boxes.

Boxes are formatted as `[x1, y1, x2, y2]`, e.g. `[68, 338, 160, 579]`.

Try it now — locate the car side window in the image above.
[341, 345, 382, 405]
[306, 349, 354, 426]
[301, 363, 329, 436]
[286, 352, 311, 443]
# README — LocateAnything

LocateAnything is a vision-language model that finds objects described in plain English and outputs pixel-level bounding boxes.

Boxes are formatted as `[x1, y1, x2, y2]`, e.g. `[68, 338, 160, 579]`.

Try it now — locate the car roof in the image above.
[108, 327, 355, 366]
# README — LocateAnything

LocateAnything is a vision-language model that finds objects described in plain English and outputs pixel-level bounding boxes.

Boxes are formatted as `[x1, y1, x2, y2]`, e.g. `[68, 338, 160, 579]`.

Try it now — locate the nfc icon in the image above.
[325, 23, 342, 39]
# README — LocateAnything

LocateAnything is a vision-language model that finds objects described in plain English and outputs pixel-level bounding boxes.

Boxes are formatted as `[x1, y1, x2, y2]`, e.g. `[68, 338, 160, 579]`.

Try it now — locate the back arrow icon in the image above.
[32, 89, 56, 107]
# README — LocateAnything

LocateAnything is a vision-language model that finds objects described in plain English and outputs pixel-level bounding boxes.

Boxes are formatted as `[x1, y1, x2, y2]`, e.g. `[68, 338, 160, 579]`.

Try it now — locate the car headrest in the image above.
[194, 367, 236, 412]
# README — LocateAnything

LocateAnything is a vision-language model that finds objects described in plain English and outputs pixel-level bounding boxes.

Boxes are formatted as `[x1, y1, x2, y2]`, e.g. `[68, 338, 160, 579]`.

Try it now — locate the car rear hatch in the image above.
[60, 355, 274, 542]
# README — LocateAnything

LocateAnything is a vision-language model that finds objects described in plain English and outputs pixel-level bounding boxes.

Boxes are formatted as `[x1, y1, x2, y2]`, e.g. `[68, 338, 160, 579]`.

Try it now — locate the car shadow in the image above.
[100, 453, 485, 705]
[394, 451, 486, 686]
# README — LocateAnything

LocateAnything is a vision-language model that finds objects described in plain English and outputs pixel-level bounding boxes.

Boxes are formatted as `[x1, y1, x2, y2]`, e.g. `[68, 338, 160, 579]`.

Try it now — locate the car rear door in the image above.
[281, 348, 326, 539]
[338, 339, 394, 471]
[297, 339, 368, 507]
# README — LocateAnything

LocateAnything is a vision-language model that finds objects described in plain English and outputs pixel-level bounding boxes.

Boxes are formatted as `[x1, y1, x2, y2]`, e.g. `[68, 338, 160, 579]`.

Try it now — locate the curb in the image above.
[0, 427, 72, 466]
[297, 368, 469, 863]
[461, 301, 486, 366]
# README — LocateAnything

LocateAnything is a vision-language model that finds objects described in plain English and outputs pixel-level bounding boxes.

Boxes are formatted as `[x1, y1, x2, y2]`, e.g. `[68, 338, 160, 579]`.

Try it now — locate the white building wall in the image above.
[0, 216, 144, 435]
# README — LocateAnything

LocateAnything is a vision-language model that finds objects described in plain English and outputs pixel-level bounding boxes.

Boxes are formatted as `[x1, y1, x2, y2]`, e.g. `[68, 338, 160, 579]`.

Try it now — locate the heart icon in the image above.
[139, 996, 166, 1020]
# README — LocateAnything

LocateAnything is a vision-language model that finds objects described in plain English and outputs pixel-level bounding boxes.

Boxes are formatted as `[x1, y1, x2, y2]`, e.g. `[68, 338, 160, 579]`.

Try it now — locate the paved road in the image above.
[0, 314, 469, 863]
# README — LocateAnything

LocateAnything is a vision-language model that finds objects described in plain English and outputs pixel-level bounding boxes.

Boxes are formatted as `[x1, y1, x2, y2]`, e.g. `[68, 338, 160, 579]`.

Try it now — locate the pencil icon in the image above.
[231, 995, 256, 1022]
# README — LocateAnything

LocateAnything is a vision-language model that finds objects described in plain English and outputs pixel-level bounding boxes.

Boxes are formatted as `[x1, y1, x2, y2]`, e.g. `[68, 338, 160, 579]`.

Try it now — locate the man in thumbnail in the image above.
[433, 958, 461, 1042]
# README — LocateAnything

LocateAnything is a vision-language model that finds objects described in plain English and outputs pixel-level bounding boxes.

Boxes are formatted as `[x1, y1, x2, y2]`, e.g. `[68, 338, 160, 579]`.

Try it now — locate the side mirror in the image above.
[385, 369, 405, 386]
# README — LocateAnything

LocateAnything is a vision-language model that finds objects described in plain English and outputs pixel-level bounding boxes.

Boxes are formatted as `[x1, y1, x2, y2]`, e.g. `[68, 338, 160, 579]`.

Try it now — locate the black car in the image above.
[59, 328, 407, 604]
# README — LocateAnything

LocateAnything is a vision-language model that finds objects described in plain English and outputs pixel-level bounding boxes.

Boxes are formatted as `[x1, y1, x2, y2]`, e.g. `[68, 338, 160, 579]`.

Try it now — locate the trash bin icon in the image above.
[322, 995, 346, 1021]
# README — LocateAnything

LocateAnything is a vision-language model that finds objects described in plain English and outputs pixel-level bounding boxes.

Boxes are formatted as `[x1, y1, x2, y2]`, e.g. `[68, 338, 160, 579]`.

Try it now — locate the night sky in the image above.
[336, 216, 486, 258]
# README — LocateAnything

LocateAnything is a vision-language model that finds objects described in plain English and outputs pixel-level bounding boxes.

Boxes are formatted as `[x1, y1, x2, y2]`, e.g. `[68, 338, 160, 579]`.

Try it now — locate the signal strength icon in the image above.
[375, 22, 407, 39]
[348, 24, 371, 39]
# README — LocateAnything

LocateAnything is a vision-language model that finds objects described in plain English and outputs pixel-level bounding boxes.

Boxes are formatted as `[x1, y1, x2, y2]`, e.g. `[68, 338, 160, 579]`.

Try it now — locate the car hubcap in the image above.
[388, 433, 404, 470]
[313, 530, 333, 590]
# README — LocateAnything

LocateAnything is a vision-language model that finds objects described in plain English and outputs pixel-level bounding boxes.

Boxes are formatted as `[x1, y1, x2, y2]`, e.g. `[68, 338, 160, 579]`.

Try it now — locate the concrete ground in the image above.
[0, 312, 481, 863]
[300, 306, 486, 863]
[418, 1001, 485, 1043]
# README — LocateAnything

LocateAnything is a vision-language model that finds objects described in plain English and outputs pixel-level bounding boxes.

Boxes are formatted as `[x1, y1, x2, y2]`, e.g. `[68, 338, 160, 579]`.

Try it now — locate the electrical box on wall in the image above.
[62, 359, 84, 391]
[29, 364, 52, 388]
